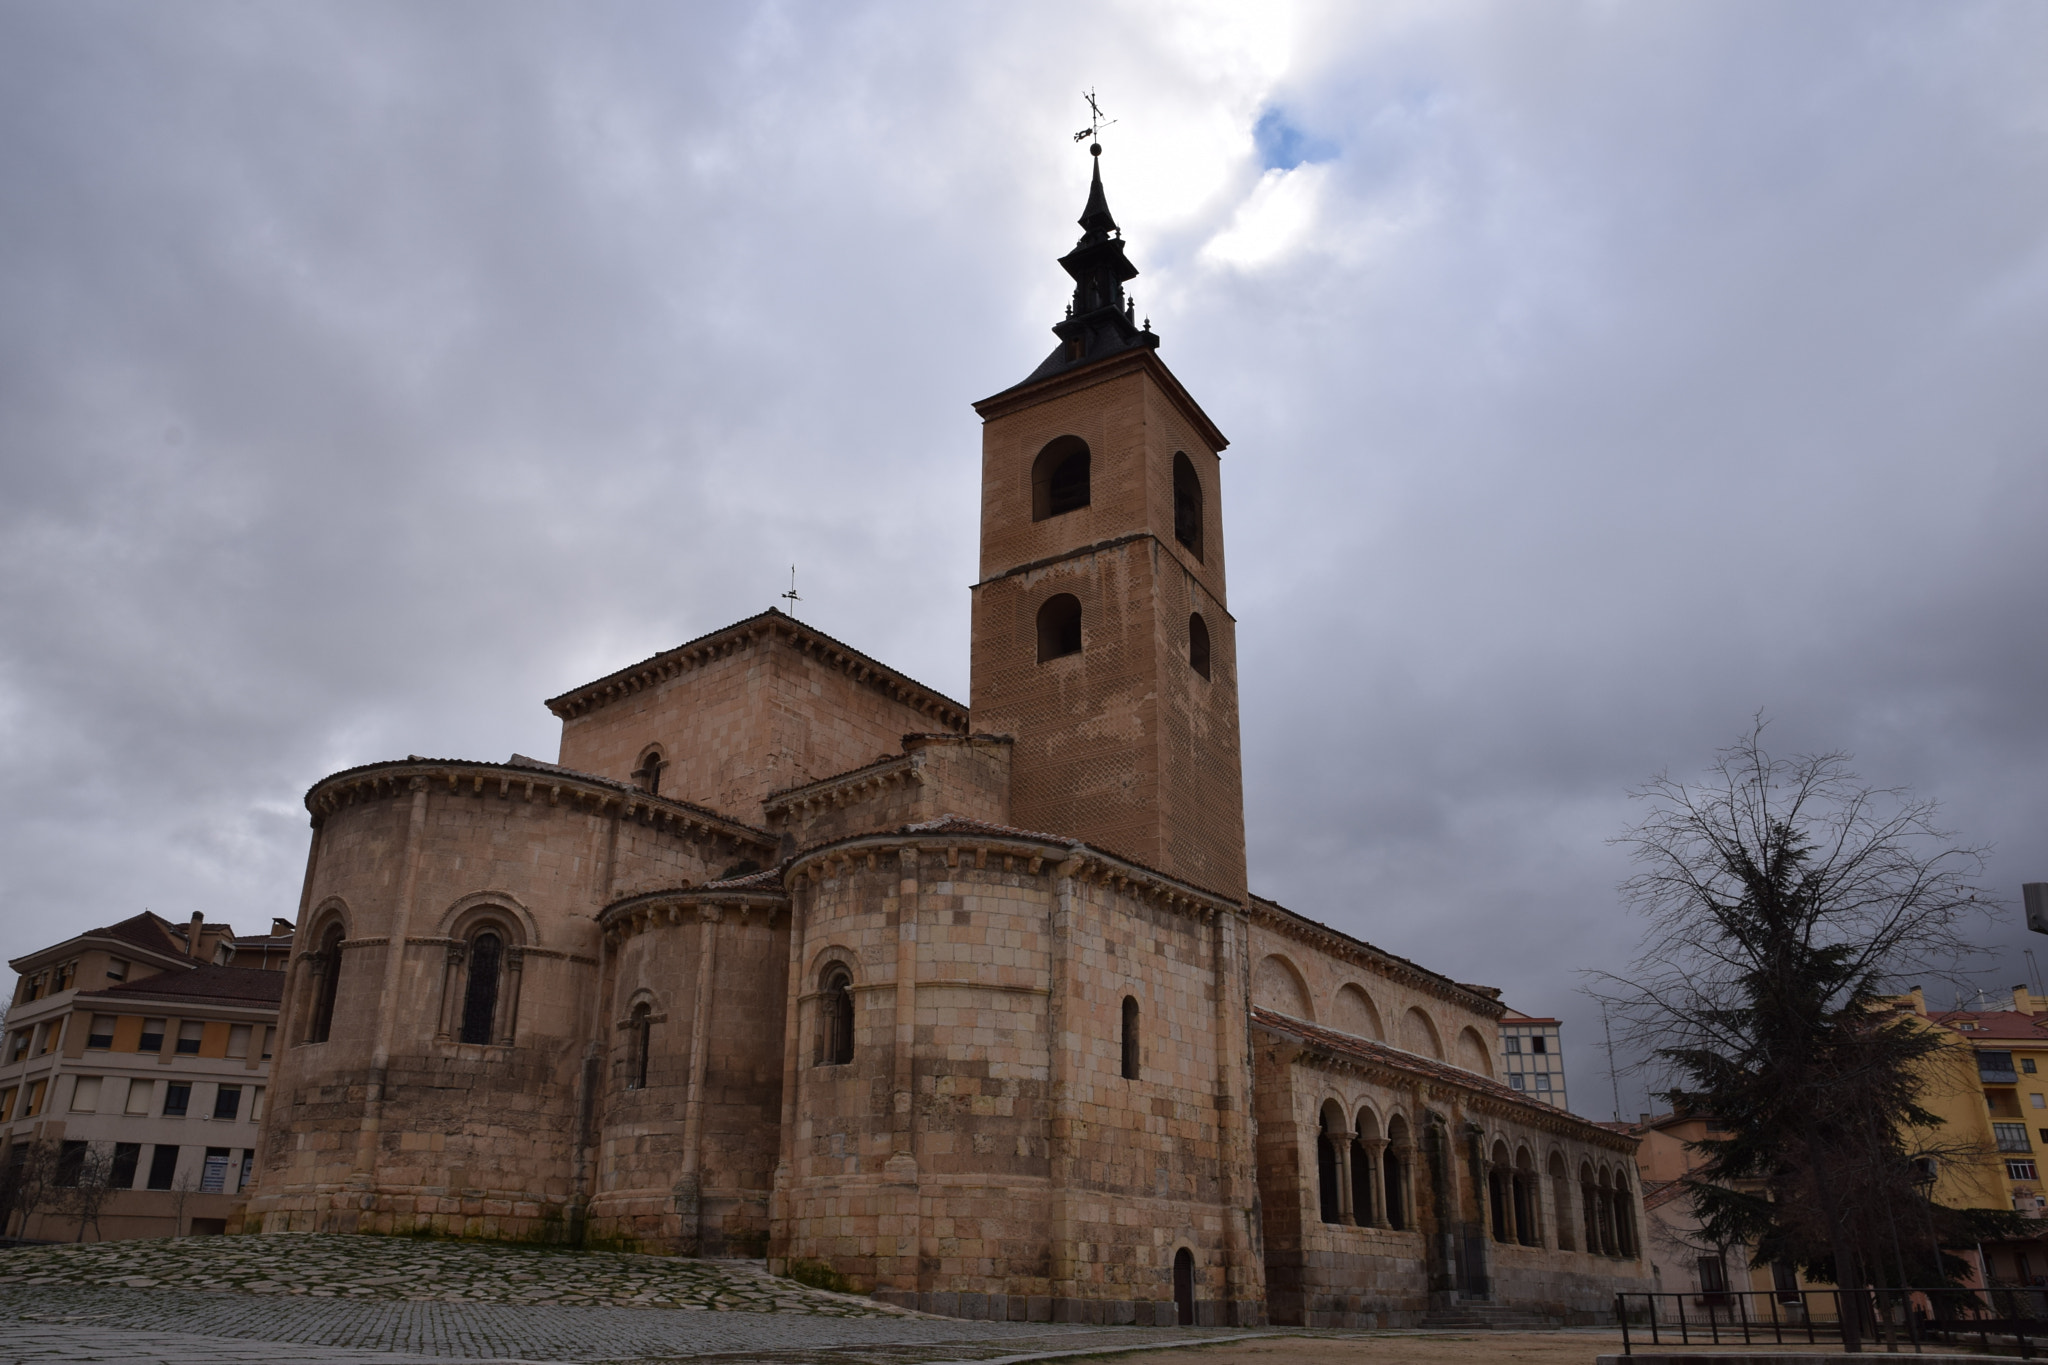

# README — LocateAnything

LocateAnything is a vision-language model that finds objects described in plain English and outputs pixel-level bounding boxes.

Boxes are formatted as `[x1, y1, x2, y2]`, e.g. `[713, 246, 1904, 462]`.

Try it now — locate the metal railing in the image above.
[1616, 1286, 2048, 1357]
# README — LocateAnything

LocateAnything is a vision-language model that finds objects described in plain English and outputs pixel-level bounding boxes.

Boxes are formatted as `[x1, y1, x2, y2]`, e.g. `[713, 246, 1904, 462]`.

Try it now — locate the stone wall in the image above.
[552, 615, 966, 823]
[772, 826, 1262, 1325]
[246, 760, 774, 1242]
[766, 734, 1014, 851]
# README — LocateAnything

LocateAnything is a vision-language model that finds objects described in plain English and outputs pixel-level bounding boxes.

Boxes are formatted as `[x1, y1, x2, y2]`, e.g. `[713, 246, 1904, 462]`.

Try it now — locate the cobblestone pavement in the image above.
[0, 1238, 1252, 1361]
[0, 1235, 909, 1313]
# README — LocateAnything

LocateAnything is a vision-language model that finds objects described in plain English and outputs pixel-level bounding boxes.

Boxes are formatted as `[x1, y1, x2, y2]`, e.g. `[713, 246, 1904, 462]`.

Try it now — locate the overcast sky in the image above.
[3, 1, 2045, 1118]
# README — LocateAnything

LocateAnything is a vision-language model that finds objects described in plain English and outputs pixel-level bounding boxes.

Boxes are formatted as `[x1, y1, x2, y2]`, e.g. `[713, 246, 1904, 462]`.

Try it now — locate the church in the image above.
[244, 147, 1650, 1329]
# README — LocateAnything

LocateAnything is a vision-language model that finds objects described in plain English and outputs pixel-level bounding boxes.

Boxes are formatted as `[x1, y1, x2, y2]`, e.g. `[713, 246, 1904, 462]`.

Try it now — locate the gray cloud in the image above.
[2, 0, 2043, 1118]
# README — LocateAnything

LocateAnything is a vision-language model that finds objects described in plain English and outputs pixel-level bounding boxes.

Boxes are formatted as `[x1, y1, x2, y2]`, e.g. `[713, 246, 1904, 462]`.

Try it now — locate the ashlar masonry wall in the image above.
[772, 827, 1264, 1326]
[247, 760, 777, 1241]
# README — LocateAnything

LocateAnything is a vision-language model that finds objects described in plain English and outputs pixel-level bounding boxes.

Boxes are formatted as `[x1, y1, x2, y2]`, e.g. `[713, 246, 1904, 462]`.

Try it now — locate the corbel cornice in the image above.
[1248, 897, 1504, 1017]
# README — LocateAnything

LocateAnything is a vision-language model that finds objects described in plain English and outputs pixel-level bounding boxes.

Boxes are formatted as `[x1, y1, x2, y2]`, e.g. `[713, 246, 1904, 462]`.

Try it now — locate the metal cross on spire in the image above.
[780, 565, 800, 617]
[1073, 89, 1116, 151]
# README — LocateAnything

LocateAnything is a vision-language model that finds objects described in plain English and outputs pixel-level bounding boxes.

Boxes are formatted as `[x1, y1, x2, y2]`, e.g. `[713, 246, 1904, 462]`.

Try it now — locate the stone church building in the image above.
[244, 150, 1649, 1328]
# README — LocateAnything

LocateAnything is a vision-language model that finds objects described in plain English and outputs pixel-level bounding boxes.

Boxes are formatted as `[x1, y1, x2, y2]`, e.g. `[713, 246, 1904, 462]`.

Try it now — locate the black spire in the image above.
[1019, 144, 1159, 386]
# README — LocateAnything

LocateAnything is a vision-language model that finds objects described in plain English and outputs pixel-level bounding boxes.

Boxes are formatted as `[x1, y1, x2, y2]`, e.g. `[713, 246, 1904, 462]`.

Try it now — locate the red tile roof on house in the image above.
[1930, 1010, 2048, 1042]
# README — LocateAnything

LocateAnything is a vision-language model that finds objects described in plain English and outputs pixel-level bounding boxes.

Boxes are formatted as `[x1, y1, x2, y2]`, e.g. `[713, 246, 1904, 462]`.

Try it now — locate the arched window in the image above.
[1316, 1125, 1342, 1224]
[1188, 613, 1210, 680]
[1120, 996, 1140, 1080]
[1172, 452, 1203, 560]
[1036, 594, 1082, 662]
[1351, 1112, 1377, 1226]
[818, 966, 854, 1066]
[1549, 1151, 1575, 1249]
[1031, 436, 1091, 520]
[1173, 1247, 1195, 1326]
[1384, 1116, 1409, 1230]
[460, 931, 504, 1045]
[633, 749, 664, 796]
[306, 921, 345, 1044]
[626, 1002, 651, 1090]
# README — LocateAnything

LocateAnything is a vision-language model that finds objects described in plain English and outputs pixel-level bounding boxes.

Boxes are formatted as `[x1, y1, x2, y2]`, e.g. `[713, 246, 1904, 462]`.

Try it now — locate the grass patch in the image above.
[783, 1258, 853, 1294]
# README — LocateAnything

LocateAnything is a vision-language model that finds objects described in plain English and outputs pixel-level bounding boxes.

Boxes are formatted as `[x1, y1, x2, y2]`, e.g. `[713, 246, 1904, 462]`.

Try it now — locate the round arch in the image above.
[1400, 1006, 1444, 1059]
[1253, 953, 1315, 1021]
[1332, 983, 1384, 1040]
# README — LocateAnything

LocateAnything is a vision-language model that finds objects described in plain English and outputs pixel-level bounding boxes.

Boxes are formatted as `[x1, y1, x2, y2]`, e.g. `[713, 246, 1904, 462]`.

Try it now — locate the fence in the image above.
[1615, 1287, 2048, 1358]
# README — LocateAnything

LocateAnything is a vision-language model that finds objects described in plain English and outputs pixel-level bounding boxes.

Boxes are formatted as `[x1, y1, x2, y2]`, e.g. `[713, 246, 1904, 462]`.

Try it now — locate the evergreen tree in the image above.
[1597, 723, 2014, 1342]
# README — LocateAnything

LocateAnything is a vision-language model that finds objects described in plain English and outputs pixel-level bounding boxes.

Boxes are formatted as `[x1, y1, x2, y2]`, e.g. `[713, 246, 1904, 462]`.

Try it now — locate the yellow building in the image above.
[1905, 984, 2048, 1284]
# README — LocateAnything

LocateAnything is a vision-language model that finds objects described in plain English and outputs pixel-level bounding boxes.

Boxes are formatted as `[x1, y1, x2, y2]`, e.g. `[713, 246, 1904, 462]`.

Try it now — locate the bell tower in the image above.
[969, 147, 1247, 901]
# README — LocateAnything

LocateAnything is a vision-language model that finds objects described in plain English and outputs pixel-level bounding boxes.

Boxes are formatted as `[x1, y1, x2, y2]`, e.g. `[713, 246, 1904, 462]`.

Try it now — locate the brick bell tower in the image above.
[970, 144, 1247, 902]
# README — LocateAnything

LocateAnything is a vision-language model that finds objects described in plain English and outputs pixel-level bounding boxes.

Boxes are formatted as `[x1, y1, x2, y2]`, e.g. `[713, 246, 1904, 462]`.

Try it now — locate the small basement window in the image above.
[1036, 594, 1083, 662]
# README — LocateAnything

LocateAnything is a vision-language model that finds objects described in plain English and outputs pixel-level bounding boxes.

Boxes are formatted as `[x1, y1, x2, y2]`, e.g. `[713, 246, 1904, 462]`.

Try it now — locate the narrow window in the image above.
[1317, 1132, 1341, 1223]
[1031, 436, 1091, 520]
[86, 1015, 115, 1050]
[627, 1002, 651, 1090]
[1188, 613, 1210, 680]
[146, 1144, 180, 1190]
[138, 1018, 166, 1053]
[55, 1141, 87, 1187]
[634, 749, 664, 796]
[307, 922, 344, 1044]
[124, 1079, 153, 1115]
[1120, 996, 1140, 1080]
[69, 1076, 101, 1113]
[1173, 1247, 1196, 1326]
[106, 958, 127, 982]
[1036, 594, 1083, 662]
[1172, 452, 1204, 560]
[163, 1081, 191, 1117]
[110, 1142, 141, 1190]
[212, 1085, 242, 1121]
[226, 1024, 250, 1058]
[820, 967, 854, 1066]
[460, 931, 504, 1045]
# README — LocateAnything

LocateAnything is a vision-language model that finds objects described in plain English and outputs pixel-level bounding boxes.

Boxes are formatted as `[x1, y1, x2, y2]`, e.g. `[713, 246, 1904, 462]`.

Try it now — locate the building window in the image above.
[1532, 1035, 1548, 1054]
[110, 1143, 141, 1190]
[1982, 1051, 2020, 1082]
[460, 932, 504, 1045]
[163, 1082, 191, 1117]
[7, 1031, 28, 1063]
[2009, 1159, 2039, 1181]
[818, 967, 855, 1066]
[1172, 452, 1204, 560]
[0, 1087, 14, 1122]
[125, 1079, 153, 1114]
[213, 1085, 242, 1121]
[86, 1016, 114, 1050]
[175, 1022, 203, 1055]
[226, 1025, 250, 1059]
[1698, 1255, 1730, 1295]
[139, 1018, 165, 1053]
[1031, 436, 1091, 520]
[24, 1079, 46, 1117]
[1509, 1075, 1525, 1090]
[1036, 594, 1083, 662]
[55, 1141, 87, 1188]
[1504, 1036, 1522, 1054]
[307, 921, 346, 1044]
[1188, 613, 1211, 680]
[633, 749, 665, 796]
[200, 1147, 231, 1193]
[146, 1145, 180, 1190]
[1995, 1122, 2033, 1153]
[1535, 1074, 1552, 1092]
[626, 1003, 651, 1090]
[2028, 1058, 2040, 1074]
[106, 958, 127, 982]
[1121, 996, 1140, 1080]
[69, 1076, 101, 1113]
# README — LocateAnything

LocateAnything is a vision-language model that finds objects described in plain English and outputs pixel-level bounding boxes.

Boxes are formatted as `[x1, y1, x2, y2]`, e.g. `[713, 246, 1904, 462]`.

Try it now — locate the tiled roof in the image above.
[1642, 1178, 1689, 1212]
[1252, 1006, 1633, 1142]
[1931, 1010, 2048, 1041]
[76, 964, 285, 1008]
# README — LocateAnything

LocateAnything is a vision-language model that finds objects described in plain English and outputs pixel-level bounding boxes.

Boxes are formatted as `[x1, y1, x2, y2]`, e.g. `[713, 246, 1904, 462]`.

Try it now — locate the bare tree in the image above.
[165, 1167, 199, 1238]
[0, 1139, 61, 1239]
[1592, 722, 2009, 1344]
[49, 1144, 118, 1242]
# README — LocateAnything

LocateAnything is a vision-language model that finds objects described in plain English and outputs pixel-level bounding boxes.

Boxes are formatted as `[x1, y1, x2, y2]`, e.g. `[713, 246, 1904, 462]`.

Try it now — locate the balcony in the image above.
[1982, 1066, 2021, 1084]
[1999, 1134, 2035, 1153]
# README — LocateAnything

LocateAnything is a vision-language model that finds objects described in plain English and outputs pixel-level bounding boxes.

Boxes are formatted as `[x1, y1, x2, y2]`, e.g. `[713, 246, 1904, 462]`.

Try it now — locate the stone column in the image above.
[1210, 903, 1261, 1326]
[1048, 857, 1082, 1319]
[769, 886, 806, 1269]
[496, 945, 525, 1046]
[1334, 1123, 1356, 1225]
[1364, 1139, 1391, 1228]
[354, 777, 429, 1185]
[881, 847, 922, 1306]
[673, 904, 720, 1254]
[435, 943, 465, 1042]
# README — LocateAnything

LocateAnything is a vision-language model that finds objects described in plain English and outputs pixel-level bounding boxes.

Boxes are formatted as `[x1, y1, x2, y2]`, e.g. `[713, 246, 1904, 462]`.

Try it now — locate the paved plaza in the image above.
[0, 1235, 1250, 1362]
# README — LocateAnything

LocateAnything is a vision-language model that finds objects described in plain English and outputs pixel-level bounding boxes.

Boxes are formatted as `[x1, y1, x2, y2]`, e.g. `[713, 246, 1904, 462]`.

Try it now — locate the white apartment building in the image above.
[1499, 1007, 1571, 1112]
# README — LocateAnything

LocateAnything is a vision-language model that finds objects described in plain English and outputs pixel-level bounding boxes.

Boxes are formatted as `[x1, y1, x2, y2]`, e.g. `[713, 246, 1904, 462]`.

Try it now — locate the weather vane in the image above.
[1073, 89, 1116, 151]
[780, 565, 801, 616]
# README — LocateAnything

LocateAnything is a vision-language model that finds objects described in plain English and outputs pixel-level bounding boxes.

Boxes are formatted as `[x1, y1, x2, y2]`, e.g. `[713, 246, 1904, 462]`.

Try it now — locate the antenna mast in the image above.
[1601, 1002, 1624, 1124]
